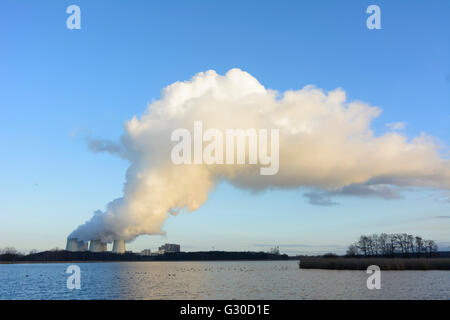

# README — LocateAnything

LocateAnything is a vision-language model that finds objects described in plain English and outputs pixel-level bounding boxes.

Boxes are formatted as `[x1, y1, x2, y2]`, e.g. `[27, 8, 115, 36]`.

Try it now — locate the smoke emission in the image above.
[69, 68, 450, 242]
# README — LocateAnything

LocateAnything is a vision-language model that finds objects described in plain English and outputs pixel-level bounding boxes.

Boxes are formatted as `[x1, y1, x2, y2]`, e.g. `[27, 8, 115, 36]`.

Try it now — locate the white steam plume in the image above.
[69, 68, 450, 242]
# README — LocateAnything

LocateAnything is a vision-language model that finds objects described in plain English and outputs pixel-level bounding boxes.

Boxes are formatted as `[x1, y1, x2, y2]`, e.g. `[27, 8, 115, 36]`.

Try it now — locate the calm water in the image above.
[0, 261, 448, 299]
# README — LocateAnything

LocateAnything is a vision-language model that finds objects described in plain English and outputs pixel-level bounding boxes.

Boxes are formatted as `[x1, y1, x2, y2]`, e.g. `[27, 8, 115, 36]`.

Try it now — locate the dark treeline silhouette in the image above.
[0, 249, 288, 263]
[346, 233, 438, 257]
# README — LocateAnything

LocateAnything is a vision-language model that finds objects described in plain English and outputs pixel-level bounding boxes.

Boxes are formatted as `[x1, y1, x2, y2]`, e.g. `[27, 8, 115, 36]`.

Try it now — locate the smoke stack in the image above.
[77, 240, 88, 251]
[69, 69, 450, 244]
[66, 238, 80, 252]
[112, 240, 125, 254]
[89, 240, 107, 252]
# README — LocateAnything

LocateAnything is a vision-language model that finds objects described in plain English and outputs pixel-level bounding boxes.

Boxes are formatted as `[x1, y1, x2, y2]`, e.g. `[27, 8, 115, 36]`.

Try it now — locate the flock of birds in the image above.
[24, 265, 291, 279]
[117, 265, 291, 279]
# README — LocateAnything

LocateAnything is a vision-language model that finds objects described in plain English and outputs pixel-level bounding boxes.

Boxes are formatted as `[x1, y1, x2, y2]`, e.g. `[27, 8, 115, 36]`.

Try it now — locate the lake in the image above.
[0, 261, 449, 299]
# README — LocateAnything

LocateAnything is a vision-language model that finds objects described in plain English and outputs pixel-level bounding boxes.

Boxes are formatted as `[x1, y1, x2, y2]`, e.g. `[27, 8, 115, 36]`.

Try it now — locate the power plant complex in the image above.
[65, 238, 181, 256]
[65, 238, 126, 254]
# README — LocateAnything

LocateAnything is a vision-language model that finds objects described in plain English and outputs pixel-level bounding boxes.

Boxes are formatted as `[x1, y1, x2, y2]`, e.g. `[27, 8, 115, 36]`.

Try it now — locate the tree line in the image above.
[347, 233, 438, 257]
[0, 247, 47, 255]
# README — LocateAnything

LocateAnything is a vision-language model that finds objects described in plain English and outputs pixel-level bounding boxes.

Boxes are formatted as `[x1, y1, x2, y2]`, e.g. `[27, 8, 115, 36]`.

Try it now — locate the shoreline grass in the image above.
[299, 257, 450, 270]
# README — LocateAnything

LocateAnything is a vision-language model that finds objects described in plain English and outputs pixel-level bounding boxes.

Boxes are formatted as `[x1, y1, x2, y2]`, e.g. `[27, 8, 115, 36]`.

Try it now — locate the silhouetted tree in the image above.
[346, 245, 359, 256]
[0, 247, 17, 255]
[357, 235, 369, 256]
[424, 240, 438, 257]
[347, 233, 438, 257]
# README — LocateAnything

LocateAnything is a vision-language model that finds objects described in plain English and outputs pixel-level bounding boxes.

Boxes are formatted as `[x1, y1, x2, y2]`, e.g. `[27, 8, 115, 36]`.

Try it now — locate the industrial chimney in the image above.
[89, 240, 107, 252]
[112, 240, 125, 254]
[66, 238, 80, 252]
[77, 240, 88, 251]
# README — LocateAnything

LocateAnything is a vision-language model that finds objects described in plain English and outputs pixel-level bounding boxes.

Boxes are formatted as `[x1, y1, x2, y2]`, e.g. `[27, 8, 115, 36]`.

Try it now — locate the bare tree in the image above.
[371, 234, 380, 255]
[347, 233, 438, 257]
[378, 233, 388, 255]
[346, 244, 359, 256]
[357, 236, 369, 256]
[0, 247, 18, 255]
[415, 236, 424, 254]
[394, 233, 407, 255]
[424, 240, 438, 256]
[406, 234, 415, 254]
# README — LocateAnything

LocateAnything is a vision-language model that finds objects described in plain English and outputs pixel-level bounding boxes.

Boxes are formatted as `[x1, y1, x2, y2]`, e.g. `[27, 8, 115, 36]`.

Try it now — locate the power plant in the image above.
[89, 240, 107, 252]
[66, 238, 79, 252]
[65, 238, 183, 256]
[158, 243, 181, 254]
[65, 238, 88, 252]
[65, 238, 125, 253]
[77, 240, 88, 251]
[112, 240, 125, 254]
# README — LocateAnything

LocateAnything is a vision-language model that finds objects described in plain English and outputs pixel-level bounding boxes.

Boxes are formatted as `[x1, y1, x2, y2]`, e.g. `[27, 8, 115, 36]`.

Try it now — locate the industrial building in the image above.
[112, 240, 125, 254]
[65, 238, 88, 252]
[77, 240, 88, 251]
[89, 240, 107, 252]
[158, 243, 180, 254]
[65, 238, 126, 253]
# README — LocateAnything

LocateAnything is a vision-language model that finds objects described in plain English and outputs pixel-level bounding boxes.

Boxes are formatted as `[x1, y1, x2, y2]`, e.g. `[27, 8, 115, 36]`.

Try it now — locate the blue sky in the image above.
[1, 0, 449, 254]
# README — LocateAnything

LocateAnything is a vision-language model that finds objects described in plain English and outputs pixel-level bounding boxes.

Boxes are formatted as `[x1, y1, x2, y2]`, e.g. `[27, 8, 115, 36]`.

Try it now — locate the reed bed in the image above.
[299, 258, 450, 270]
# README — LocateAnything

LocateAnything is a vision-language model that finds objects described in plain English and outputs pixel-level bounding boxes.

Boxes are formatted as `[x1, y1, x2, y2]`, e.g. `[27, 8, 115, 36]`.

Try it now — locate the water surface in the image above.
[0, 261, 448, 299]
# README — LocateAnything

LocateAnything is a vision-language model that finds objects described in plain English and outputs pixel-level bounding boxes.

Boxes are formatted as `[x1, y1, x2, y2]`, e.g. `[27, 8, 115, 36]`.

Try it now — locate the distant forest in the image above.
[0, 249, 288, 262]
[347, 233, 438, 257]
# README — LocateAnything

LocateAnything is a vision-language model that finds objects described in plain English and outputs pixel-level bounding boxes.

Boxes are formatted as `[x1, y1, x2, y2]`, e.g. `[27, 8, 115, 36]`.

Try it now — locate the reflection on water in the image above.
[0, 261, 449, 299]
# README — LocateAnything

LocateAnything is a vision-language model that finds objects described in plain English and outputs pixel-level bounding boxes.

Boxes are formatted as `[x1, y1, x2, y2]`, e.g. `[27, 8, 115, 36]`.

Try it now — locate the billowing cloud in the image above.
[304, 182, 403, 205]
[86, 137, 125, 158]
[70, 68, 450, 242]
[303, 192, 339, 206]
[386, 122, 406, 130]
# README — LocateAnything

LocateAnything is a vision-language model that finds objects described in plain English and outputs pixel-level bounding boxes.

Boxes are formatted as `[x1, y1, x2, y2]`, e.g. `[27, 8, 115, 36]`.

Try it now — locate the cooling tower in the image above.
[77, 240, 88, 251]
[112, 240, 125, 254]
[66, 238, 80, 252]
[89, 240, 107, 252]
